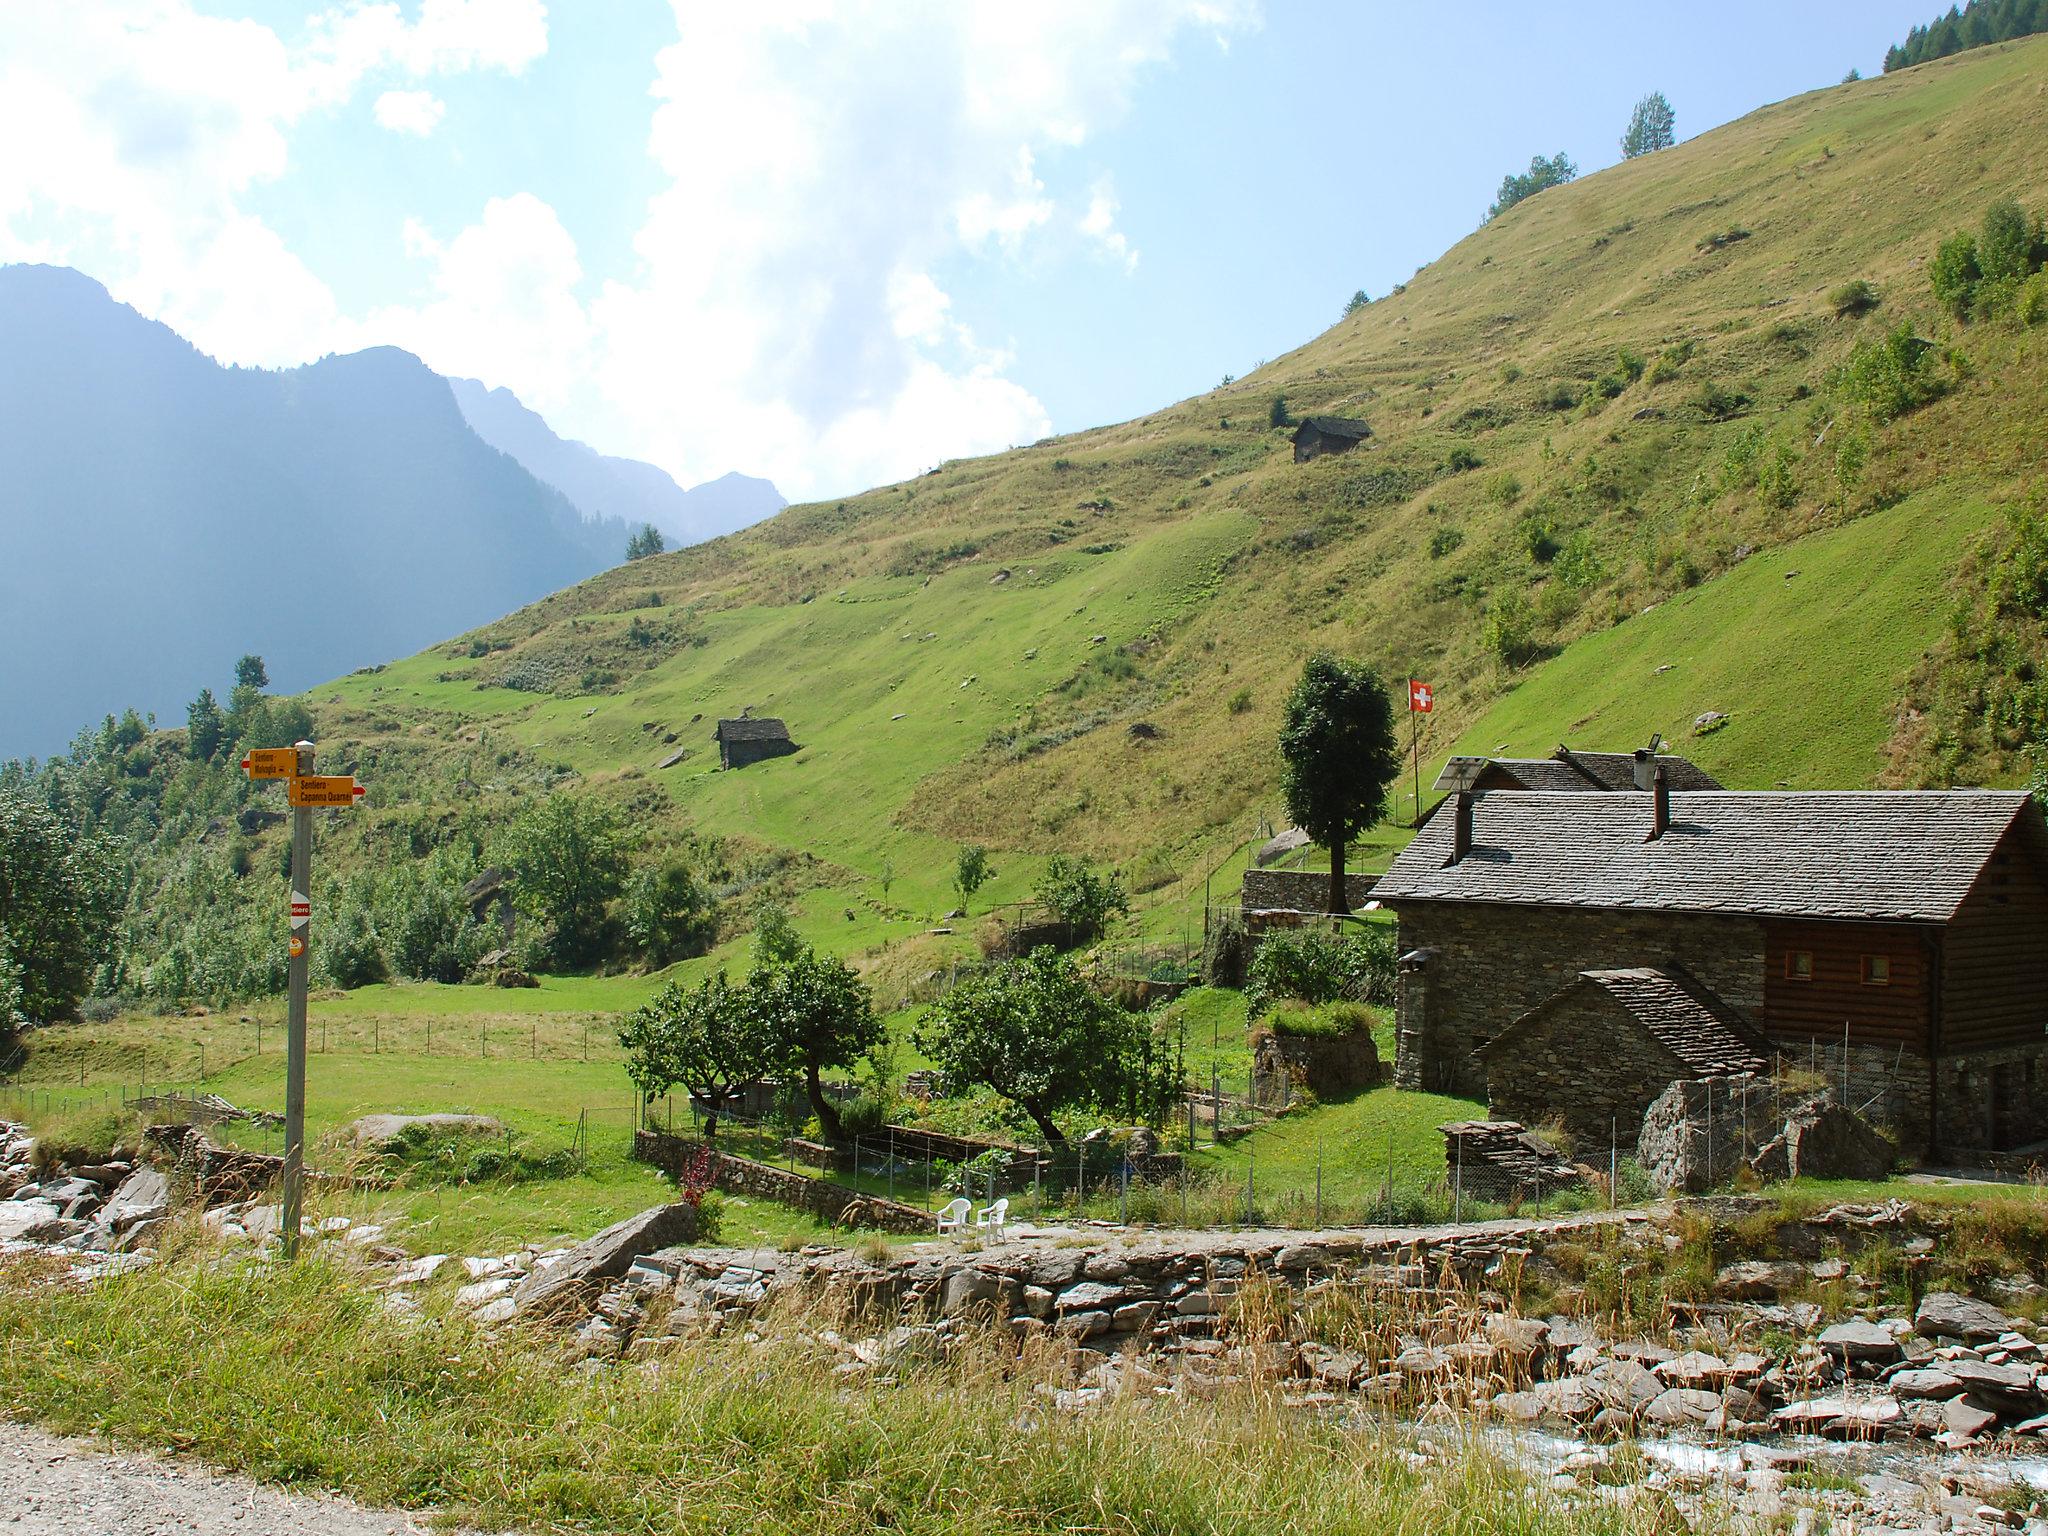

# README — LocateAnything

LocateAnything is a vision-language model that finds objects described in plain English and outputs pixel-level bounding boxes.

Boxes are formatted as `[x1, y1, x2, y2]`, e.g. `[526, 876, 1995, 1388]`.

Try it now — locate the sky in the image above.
[0, 1, 1942, 503]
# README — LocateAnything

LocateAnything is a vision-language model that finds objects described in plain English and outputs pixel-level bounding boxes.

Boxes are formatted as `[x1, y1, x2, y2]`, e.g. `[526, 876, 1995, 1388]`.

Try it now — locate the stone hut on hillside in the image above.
[1373, 781, 2048, 1159]
[1290, 415, 1373, 463]
[714, 715, 797, 770]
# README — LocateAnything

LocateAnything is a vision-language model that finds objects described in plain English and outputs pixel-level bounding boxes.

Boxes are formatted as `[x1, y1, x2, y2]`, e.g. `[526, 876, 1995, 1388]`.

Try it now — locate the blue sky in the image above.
[1, 2, 1939, 501]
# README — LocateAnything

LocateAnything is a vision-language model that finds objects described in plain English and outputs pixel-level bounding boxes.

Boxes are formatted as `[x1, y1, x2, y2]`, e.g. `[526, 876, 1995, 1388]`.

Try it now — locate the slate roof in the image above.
[1375, 790, 2039, 923]
[714, 716, 791, 743]
[1294, 415, 1373, 441]
[1557, 968, 1769, 1076]
[1450, 749, 1722, 793]
[1553, 748, 1724, 792]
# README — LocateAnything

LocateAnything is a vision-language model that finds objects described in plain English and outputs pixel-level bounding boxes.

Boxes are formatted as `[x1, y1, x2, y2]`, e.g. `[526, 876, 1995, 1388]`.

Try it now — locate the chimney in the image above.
[1631, 747, 1655, 791]
[1647, 763, 1670, 840]
[1449, 791, 1475, 864]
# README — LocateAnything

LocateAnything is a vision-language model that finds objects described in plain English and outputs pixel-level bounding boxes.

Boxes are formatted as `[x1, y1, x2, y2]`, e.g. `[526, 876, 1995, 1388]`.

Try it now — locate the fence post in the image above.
[1316, 1143, 1323, 1228]
[1609, 1116, 1618, 1210]
[888, 1128, 896, 1203]
[1119, 1160, 1129, 1227]
[1454, 1133, 1463, 1224]
[1246, 1150, 1255, 1225]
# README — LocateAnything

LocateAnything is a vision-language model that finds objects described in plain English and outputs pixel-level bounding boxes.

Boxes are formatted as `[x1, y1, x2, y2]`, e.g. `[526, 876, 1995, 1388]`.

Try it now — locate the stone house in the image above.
[713, 715, 797, 770]
[1290, 415, 1373, 463]
[1374, 782, 2048, 1158]
[1480, 966, 1769, 1144]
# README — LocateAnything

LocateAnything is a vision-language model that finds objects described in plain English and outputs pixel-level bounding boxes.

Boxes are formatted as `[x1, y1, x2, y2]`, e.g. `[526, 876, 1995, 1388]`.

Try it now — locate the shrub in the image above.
[1930, 230, 1982, 318]
[1428, 525, 1464, 558]
[1689, 380, 1745, 420]
[1244, 925, 1394, 1017]
[1482, 588, 1537, 666]
[1487, 471, 1522, 506]
[1443, 445, 1481, 473]
[2019, 271, 2048, 327]
[1033, 855, 1129, 939]
[1201, 909, 1249, 988]
[1828, 279, 1880, 317]
[1226, 687, 1253, 716]
[1839, 324, 1945, 422]
[1518, 515, 1561, 563]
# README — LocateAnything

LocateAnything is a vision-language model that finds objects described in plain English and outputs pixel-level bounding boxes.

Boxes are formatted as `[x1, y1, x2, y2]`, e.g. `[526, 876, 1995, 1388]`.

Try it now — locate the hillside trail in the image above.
[0, 1420, 520, 1536]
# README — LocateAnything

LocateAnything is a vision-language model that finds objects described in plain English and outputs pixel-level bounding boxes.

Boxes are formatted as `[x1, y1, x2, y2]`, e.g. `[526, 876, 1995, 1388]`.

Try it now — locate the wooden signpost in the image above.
[242, 741, 364, 1257]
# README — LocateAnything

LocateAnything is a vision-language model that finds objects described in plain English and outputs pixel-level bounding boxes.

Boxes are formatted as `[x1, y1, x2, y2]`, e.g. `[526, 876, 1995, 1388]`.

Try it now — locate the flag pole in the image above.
[1410, 687, 1421, 828]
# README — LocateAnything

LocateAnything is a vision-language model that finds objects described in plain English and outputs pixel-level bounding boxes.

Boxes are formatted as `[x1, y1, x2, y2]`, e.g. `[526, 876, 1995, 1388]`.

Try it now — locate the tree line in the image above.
[1884, 0, 2048, 72]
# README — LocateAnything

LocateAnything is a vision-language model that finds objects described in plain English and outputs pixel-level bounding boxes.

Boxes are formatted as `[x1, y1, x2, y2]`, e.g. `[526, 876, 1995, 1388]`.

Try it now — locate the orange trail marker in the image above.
[242, 747, 300, 780]
[288, 775, 366, 808]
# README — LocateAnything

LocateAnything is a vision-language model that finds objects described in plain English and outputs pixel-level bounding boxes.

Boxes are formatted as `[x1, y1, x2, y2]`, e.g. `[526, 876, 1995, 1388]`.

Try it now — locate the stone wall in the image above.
[1241, 868, 1377, 915]
[1253, 1027, 1382, 1102]
[1391, 903, 1765, 1097]
[1934, 1043, 2048, 1158]
[1483, 987, 1691, 1145]
[635, 1130, 937, 1236]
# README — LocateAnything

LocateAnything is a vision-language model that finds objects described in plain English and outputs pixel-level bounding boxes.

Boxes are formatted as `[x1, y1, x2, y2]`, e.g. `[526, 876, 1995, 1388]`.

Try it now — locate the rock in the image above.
[1111, 1301, 1160, 1335]
[455, 1277, 518, 1308]
[1772, 1395, 1901, 1437]
[1643, 1387, 1723, 1428]
[1819, 1320, 1902, 1365]
[0, 1198, 61, 1242]
[1944, 1358, 2043, 1414]
[1583, 1360, 1664, 1416]
[462, 1255, 515, 1281]
[1785, 1102, 1894, 1181]
[1715, 1260, 1808, 1300]
[1940, 1396, 2001, 1447]
[346, 1113, 502, 1147]
[512, 1203, 699, 1318]
[1888, 1368, 1965, 1400]
[1491, 1390, 1548, 1423]
[1656, 1351, 1734, 1388]
[1916, 1291, 2015, 1343]
[942, 1269, 1002, 1317]
[1055, 1280, 1132, 1313]
[99, 1168, 169, 1234]
[390, 1254, 449, 1287]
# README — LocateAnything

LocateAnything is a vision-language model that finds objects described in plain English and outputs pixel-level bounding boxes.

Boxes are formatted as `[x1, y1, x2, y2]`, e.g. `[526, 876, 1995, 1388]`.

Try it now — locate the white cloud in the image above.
[0, 0, 547, 367]
[373, 89, 446, 136]
[576, 0, 1258, 499]
[0, 0, 1257, 500]
[340, 193, 591, 413]
[1080, 176, 1138, 273]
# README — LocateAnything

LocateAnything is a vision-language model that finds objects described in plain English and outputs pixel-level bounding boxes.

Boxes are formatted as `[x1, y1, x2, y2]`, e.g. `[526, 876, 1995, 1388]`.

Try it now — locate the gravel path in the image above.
[0, 1420, 505, 1535]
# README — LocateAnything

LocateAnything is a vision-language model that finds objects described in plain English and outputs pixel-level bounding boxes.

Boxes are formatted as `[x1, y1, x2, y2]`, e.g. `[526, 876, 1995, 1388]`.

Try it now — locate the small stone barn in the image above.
[1437, 745, 1723, 795]
[1374, 784, 2048, 1158]
[1291, 415, 1373, 463]
[1481, 966, 1770, 1143]
[714, 716, 797, 770]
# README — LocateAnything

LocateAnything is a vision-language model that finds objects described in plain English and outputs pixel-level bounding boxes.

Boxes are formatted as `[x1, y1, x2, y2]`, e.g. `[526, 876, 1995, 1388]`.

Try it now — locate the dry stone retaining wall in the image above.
[635, 1130, 936, 1235]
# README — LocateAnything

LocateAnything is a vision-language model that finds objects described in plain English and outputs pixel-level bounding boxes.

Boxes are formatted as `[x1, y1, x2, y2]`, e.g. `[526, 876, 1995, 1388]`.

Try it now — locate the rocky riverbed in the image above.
[5, 1120, 2046, 1534]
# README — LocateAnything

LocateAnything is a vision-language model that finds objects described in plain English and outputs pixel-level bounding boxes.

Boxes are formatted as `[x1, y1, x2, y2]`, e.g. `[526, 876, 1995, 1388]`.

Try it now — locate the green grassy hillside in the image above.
[306, 40, 2048, 915]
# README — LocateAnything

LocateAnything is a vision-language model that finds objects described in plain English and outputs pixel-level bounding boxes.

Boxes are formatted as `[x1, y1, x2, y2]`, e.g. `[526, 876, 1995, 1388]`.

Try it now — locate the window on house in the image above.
[1785, 950, 1814, 982]
[1862, 954, 1892, 986]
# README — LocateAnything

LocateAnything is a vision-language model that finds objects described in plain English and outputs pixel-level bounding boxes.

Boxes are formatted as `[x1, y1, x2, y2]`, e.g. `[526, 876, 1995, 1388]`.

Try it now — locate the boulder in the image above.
[1784, 1103, 1894, 1181]
[513, 1203, 699, 1318]
[1583, 1360, 1664, 1416]
[0, 1198, 61, 1242]
[1714, 1260, 1808, 1300]
[1643, 1387, 1723, 1429]
[1819, 1320, 1902, 1366]
[345, 1113, 502, 1147]
[99, 1168, 169, 1234]
[1887, 1368, 1965, 1401]
[1915, 1291, 2014, 1344]
[1940, 1397, 2001, 1447]
[1943, 1358, 2043, 1415]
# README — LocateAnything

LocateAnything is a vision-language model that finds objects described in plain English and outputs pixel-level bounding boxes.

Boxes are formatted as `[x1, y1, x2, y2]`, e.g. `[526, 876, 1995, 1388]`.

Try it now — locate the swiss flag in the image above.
[1409, 679, 1435, 713]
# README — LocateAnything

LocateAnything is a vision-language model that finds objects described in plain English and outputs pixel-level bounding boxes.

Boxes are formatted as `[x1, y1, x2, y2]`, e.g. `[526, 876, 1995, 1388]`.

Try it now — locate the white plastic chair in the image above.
[935, 1197, 971, 1235]
[974, 1197, 1009, 1236]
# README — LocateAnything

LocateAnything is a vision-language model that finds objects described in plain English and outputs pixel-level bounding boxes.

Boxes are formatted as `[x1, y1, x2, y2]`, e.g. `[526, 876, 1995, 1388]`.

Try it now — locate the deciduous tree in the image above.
[495, 795, 632, 967]
[748, 942, 880, 1143]
[913, 948, 1174, 1147]
[619, 972, 770, 1138]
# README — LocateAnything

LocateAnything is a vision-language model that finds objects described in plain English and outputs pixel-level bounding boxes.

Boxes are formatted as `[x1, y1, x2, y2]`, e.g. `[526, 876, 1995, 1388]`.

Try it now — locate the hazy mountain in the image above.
[449, 378, 785, 549]
[0, 264, 626, 760]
